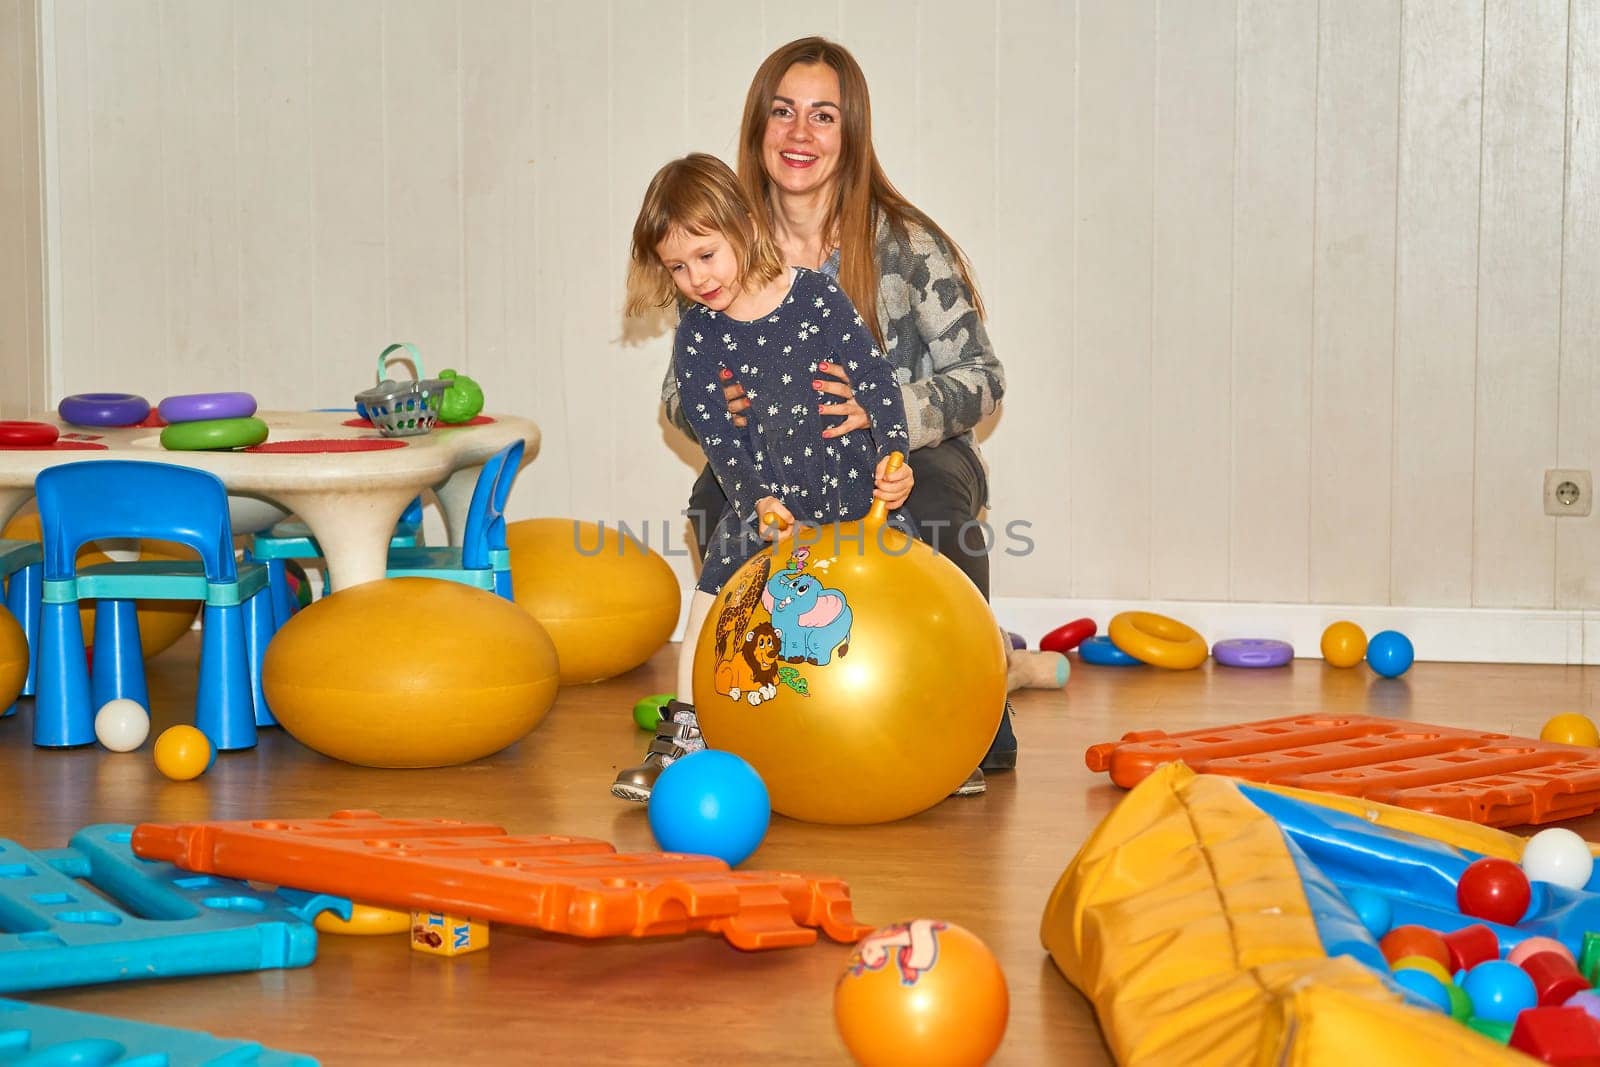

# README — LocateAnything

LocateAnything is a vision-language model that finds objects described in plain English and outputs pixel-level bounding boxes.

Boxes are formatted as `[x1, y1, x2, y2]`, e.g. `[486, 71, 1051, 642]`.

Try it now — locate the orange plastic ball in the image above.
[1320, 620, 1368, 668]
[835, 919, 1008, 1066]
[1378, 924, 1451, 969]
[153, 725, 212, 781]
[1541, 713, 1600, 748]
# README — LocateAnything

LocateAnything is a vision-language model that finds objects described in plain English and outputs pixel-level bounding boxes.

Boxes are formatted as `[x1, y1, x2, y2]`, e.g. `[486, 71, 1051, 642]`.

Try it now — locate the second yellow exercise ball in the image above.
[263, 578, 560, 768]
[507, 518, 681, 684]
[2, 513, 199, 659]
[0, 607, 27, 710]
[694, 514, 1006, 825]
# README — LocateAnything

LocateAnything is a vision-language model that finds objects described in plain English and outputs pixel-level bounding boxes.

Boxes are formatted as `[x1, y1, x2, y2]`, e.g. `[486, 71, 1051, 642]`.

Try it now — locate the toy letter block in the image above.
[410, 911, 488, 957]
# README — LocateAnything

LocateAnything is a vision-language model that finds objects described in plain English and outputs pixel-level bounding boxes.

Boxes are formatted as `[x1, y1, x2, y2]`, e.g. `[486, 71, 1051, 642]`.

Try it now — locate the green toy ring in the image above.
[632, 692, 676, 731]
[160, 416, 270, 451]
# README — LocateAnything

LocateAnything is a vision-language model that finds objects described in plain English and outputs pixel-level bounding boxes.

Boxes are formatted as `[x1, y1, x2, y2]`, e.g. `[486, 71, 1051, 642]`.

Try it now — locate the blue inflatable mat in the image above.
[0, 824, 348, 993]
[0, 997, 316, 1065]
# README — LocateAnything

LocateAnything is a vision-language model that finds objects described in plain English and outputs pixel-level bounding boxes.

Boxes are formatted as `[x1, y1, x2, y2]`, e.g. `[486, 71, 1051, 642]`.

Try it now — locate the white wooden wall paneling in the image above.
[0, 0, 44, 418]
[1150, 0, 1235, 602]
[1392, 0, 1482, 608]
[1073, 0, 1155, 598]
[845, 0, 922, 202]
[987, 0, 1075, 599]
[1229, 0, 1317, 603]
[1308, 0, 1400, 607]
[1473, 0, 1567, 607]
[1558, 1, 1600, 610]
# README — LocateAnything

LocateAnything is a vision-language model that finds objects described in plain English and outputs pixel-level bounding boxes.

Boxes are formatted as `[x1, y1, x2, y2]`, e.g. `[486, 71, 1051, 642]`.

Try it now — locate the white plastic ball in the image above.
[94, 698, 151, 752]
[1521, 827, 1595, 891]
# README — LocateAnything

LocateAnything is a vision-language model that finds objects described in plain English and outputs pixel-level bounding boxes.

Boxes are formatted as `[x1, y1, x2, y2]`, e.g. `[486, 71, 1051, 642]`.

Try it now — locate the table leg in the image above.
[275, 488, 417, 590]
[433, 465, 483, 547]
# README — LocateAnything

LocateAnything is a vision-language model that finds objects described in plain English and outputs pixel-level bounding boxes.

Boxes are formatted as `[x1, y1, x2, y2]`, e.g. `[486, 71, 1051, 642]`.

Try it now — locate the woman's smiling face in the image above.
[762, 62, 843, 200]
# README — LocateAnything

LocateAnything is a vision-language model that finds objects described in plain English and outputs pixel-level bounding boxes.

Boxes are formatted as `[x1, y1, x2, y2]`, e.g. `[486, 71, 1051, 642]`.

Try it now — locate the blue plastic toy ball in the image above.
[1343, 886, 1393, 939]
[1392, 968, 1452, 1014]
[1460, 959, 1537, 1023]
[648, 750, 771, 866]
[1366, 630, 1415, 678]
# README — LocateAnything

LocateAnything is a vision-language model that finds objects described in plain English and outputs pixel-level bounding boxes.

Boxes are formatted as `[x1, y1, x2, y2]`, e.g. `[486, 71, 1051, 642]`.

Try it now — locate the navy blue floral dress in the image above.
[674, 268, 911, 593]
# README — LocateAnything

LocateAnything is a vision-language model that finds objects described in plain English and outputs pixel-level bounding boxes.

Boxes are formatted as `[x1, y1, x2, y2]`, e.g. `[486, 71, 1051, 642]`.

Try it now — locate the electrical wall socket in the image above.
[1545, 469, 1593, 517]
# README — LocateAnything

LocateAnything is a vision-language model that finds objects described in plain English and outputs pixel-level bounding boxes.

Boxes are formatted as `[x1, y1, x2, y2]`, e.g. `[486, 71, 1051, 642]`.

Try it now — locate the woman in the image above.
[618, 37, 1011, 801]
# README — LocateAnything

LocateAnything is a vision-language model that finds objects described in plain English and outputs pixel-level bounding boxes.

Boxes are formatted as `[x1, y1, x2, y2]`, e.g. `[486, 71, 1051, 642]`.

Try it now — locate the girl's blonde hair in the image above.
[736, 37, 986, 350]
[625, 153, 787, 317]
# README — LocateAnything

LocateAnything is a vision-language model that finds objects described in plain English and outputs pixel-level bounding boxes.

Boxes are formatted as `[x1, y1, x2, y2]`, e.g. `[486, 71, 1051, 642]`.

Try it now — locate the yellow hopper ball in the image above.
[694, 484, 1005, 825]
[0, 607, 26, 711]
[263, 578, 559, 768]
[1541, 713, 1600, 748]
[1320, 620, 1368, 668]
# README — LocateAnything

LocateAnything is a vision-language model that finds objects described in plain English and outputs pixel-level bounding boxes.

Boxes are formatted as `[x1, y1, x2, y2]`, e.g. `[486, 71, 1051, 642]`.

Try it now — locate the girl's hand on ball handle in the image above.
[756, 497, 794, 541]
[865, 453, 907, 523]
[873, 454, 914, 511]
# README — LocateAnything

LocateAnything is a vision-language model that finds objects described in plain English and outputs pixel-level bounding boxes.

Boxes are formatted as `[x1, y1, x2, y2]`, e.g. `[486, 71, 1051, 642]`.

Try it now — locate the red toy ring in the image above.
[0, 420, 59, 446]
[58, 392, 150, 428]
[158, 391, 257, 423]
[1040, 618, 1097, 654]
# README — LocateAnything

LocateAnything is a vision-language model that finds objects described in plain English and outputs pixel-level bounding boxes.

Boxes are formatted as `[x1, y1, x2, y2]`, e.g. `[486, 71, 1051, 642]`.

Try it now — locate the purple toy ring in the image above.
[158, 391, 258, 424]
[58, 392, 150, 428]
[1212, 638, 1294, 669]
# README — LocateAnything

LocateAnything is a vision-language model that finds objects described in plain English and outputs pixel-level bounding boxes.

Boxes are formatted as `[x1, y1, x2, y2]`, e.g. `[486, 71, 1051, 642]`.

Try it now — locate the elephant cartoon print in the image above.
[762, 565, 853, 666]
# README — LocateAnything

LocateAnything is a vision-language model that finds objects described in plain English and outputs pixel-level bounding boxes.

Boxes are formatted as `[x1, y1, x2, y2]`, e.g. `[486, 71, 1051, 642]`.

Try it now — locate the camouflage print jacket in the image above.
[662, 213, 1005, 452]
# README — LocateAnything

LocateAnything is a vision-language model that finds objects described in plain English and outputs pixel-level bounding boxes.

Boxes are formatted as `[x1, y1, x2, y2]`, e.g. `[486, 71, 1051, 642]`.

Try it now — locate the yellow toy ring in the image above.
[1108, 611, 1208, 670]
[315, 903, 411, 936]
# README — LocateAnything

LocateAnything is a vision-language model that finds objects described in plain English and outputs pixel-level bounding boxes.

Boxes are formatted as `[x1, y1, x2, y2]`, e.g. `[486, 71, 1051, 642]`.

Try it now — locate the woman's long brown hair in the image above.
[737, 37, 986, 352]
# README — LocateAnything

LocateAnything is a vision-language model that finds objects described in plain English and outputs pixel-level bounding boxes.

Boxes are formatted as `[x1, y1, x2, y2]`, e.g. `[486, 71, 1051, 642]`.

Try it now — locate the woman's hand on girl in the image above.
[873, 455, 914, 510]
[817, 361, 870, 437]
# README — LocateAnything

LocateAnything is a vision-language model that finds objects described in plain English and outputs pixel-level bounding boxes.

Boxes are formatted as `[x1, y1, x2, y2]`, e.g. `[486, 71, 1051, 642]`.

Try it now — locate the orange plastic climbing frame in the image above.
[1086, 713, 1600, 827]
[129, 810, 873, 951]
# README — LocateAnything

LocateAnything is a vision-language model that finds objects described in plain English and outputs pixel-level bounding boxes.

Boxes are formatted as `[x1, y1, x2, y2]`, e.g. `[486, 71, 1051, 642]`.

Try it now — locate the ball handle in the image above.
[865, 452, 906, 525]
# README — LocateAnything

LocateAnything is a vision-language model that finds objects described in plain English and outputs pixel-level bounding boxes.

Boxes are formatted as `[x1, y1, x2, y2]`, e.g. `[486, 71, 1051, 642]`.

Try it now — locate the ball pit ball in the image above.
[1379, 924, 1451, 969]
[1365, 629, 1415, 678]
[1446, 982, 1473, 1021]
[1345, 886, 1393, 938]
[1507, 936, 1576, 968]
[834, 919, 1008, 1067]
[1457, 857, 1532, 926]
[1320, 620, 1368, 668]
[1565, 989, 1600, 1021]
[1541, 712, 1600, 748]
[1391, 955, 1453, 986]
[646, 750, 771, 867]
[1521, 827, 1595, 891]
[633, 692, 674, 732]
[153, 725, 213, 781]
[93, 698, 150, 752]
[1460, 959, 1538, 1024]
[1391, 967, 1452, 1014]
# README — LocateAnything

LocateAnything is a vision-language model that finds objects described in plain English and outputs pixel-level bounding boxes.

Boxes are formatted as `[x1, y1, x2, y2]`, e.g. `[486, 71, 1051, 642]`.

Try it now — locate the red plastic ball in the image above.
[1457, 857, 1532, 926]
[1378, 924, 1451, 969]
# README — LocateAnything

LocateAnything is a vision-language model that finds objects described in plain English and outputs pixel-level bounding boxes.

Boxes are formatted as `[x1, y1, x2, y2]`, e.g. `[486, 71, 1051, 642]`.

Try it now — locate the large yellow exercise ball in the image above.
[0, 607, 26, 710]
[507, 518, 681, 684]
[2, 513, 199, 659]
[694, 514, 1006, 825]
[262, 578, 560, 768]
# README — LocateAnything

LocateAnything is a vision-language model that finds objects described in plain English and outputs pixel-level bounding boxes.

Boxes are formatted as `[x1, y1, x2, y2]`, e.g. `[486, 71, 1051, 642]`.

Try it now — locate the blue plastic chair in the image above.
[385, 441, 523, 598]
[248, 495, 424, 626]
[33, 461, 276, 750]
[0, 538, 42, 717]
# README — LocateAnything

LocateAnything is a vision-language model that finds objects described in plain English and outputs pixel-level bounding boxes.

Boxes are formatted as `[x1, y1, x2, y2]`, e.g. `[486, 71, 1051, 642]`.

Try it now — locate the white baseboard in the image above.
[672, 587, 1600, 665]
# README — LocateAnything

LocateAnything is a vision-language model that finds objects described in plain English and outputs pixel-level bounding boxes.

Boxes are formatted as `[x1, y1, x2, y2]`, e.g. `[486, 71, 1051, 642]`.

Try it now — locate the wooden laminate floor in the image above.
[5, 635, 1600, 1065]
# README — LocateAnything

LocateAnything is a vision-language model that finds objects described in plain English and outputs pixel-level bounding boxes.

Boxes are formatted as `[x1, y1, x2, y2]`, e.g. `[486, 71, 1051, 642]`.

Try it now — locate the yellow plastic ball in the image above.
[695, 518, 1005, 825]
[1541, 713, 1600, 748]
[0, 607, 26, 711]
[1391, 955, 1454, 986]
[1320, 620, 1368, 668]
[153, 724, 212, 781]
[507, 518, 680, 684]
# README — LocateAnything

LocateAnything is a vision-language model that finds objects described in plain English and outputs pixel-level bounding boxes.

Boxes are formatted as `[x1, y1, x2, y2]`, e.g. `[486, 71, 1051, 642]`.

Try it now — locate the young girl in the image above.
[612, 153, 919, 802]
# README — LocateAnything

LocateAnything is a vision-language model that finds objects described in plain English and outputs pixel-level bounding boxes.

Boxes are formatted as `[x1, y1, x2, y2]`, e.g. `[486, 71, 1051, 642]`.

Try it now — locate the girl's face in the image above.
[656, 226, 741, 312]
[762, 62, 843, 201]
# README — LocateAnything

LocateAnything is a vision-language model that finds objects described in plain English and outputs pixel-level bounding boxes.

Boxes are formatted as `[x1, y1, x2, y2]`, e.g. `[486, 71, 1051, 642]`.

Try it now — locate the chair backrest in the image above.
[35, 460, 239, 583]
[459, 440, 525, 570]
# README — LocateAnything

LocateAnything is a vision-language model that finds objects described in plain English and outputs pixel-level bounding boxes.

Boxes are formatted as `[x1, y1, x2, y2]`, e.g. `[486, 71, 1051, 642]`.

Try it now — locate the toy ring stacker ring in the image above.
[1107, 611, 1209, 670]
[58, 393, 151, 428]
[159, 416, 270, 452]
[158, 391, 257, 423]
[0, 420, 59, 446]
[1212, 638, 1294, 669]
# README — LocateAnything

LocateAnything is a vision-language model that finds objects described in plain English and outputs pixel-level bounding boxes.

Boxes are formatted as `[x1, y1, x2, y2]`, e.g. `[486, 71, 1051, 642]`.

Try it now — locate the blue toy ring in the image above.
[158, 391, 257, 423]
[58, 393, 150, 428]
[1078, 635, 1143, 667]
[1212, 638, 1294, 668]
